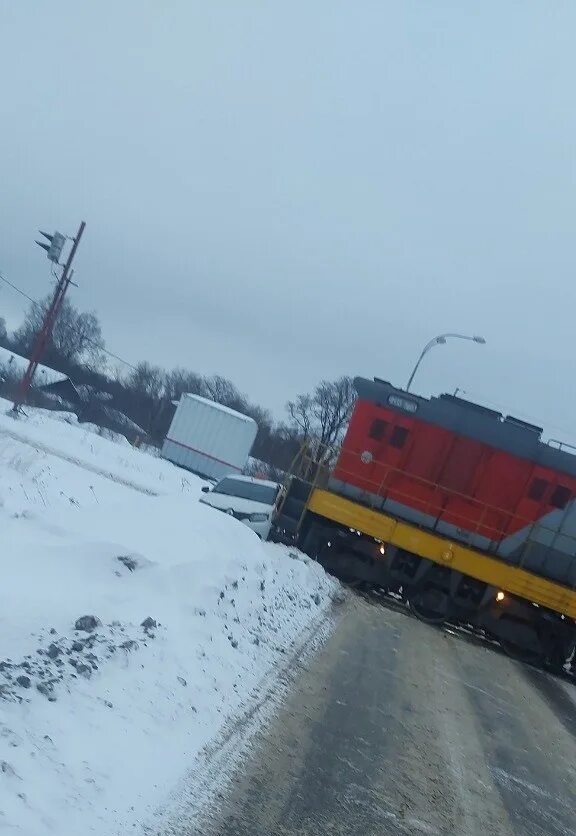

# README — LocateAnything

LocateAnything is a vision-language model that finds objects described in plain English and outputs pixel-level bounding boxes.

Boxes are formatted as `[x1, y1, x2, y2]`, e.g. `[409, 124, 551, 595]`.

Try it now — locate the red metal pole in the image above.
[12, 221, 86, 412]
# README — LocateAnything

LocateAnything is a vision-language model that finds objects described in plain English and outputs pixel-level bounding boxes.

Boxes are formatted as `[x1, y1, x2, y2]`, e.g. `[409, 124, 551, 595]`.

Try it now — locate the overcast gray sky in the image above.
[1, 2, 575, 432]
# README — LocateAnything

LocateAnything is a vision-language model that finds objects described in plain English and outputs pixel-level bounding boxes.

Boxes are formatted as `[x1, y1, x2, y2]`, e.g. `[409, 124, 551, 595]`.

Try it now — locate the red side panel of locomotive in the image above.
[333, 383, 576, 552]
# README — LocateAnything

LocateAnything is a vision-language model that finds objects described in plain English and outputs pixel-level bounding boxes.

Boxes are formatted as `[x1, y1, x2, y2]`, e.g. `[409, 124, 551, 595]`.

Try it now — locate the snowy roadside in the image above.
[0, 403, 340, 836]
[147, 582, 336, 836]
[0, 397, 194, 495]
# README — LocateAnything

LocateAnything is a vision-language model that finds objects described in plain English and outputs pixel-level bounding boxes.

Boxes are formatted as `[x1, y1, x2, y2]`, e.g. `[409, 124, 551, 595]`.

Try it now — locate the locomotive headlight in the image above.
[496, 591, 505, 603]
[379, 544, 386, 555]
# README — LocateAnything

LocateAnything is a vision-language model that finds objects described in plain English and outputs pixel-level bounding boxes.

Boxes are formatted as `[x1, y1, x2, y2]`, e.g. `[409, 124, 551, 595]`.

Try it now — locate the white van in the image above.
[199, 475, 283, 540]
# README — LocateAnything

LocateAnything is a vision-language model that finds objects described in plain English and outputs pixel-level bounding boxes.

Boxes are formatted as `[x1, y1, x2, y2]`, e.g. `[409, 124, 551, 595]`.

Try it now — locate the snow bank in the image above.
[0, 397, 194, 495]
[0, 402, 339, 836]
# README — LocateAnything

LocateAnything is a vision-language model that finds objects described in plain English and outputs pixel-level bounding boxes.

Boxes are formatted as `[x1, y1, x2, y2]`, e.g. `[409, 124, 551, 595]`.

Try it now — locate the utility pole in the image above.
[11, 221, 86, 413]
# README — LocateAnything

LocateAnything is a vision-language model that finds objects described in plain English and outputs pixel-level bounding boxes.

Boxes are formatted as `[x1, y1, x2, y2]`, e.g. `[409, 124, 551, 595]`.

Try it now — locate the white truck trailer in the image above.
[161, 394, 258, 481]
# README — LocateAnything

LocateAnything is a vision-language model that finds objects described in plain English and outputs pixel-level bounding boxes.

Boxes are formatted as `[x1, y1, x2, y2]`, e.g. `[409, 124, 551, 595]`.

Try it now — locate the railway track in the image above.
[348, 581, 576, 684]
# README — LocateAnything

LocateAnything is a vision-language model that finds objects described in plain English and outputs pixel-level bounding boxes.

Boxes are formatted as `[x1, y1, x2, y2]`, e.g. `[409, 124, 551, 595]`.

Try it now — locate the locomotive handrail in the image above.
[548, 438, 576, 453]
[289, 441, 576, 556]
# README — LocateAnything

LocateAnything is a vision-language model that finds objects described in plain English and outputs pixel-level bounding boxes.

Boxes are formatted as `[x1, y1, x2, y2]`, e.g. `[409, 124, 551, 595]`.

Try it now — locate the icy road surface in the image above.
[192, 594, 576, 836]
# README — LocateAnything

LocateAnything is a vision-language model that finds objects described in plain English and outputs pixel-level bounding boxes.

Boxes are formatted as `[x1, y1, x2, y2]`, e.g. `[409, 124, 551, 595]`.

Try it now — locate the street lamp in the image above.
[406, 333, 486, 392]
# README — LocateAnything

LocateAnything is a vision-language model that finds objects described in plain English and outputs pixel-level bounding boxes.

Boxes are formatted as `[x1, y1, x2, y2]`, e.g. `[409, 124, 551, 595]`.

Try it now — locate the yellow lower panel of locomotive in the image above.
[307, 489, 576, 619]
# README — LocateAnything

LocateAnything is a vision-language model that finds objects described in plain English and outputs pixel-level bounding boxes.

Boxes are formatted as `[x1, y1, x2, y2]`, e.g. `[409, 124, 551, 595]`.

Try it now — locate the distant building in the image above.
[0, 346, 70, 388]
[0, 347, 145, 443]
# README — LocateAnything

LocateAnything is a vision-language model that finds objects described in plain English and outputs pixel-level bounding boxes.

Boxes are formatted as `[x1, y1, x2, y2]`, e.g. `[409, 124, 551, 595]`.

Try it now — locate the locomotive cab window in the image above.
[527, 478, 548, 502]
[390, 426, 409, 449]
[551, 485, 571, 509]
[369, 419, 387, 441]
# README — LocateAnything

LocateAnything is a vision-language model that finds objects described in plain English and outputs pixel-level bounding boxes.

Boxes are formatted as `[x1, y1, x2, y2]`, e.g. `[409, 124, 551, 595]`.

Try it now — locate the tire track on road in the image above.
[193, 599, 557, 836]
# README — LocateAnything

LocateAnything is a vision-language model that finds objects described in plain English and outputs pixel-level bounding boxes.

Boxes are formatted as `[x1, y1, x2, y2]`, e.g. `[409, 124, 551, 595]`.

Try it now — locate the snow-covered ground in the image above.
[0, 398, 339, 836]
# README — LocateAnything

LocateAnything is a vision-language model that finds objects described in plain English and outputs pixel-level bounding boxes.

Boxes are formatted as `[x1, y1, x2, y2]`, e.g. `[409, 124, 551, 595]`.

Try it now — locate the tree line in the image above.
[0, 297, 356, 474]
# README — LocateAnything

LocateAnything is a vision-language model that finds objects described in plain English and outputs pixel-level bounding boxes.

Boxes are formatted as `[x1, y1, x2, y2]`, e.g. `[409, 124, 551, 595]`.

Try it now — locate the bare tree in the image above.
[286, 376, 356, 459]
[12, 295, 104, 368]
[126, 362, 165, 400]
[244, 403, 273, 428]
[203, 374, 247, 412]
[287, 393, 314, 439]
[164, 368, 206, 402]
[313, 376, 356, 448]
[121, 361, 166, 437]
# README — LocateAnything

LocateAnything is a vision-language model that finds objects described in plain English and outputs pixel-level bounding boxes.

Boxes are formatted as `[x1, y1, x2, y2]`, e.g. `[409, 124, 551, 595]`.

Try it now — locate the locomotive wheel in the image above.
[409, 588, 450, 625]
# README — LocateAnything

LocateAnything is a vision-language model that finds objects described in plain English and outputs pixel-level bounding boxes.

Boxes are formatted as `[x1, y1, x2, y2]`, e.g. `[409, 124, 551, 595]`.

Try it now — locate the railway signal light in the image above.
[12, 221, 85, 414]
[35, 230, 65, 263]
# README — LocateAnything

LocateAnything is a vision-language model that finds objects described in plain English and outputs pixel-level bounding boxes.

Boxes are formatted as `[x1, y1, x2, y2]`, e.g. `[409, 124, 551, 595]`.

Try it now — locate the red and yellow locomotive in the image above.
[279, 377, 576, 668]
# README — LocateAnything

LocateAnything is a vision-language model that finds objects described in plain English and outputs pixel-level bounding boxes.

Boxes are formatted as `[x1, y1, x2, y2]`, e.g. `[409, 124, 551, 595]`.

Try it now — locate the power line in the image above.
[0, 269, 139, 373]
[0, 272, 36, 306]
[4, 268, 575, 443]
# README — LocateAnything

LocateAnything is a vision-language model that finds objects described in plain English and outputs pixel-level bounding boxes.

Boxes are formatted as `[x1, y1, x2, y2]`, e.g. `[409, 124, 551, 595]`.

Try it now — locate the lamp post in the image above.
[406, 333, 486, 392]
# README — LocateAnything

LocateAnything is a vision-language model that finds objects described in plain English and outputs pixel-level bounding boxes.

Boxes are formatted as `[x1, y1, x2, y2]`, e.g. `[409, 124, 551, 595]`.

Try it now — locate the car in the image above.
[199, 474, 283, 540]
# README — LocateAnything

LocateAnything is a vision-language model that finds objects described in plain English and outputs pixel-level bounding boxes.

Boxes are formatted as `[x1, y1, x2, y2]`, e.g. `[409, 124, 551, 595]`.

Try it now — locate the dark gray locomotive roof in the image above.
[354, 377, 576, 479]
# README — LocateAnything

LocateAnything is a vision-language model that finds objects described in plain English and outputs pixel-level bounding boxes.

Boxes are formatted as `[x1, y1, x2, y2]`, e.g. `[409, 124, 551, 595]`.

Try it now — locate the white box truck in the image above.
[161, 394, 258, 481]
